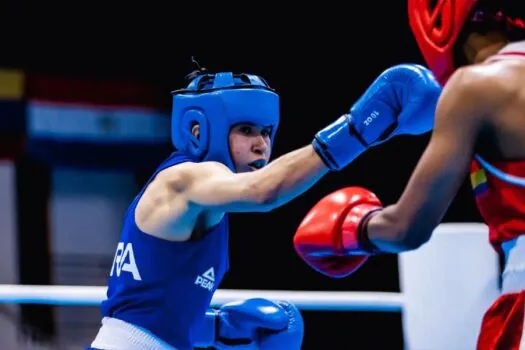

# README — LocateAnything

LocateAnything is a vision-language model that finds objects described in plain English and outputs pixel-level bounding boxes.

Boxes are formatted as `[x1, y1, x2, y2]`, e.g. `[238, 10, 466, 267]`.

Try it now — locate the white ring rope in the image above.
[0, 225, 490, 312]
[0, 285, 403, 312]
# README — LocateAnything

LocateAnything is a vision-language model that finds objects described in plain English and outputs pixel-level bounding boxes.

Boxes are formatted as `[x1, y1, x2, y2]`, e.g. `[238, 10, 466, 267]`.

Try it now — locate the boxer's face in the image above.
[229, 123, 272, 173]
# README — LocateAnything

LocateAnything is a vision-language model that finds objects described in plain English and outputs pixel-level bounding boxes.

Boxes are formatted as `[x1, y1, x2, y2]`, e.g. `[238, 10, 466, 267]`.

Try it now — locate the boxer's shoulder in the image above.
[155, 160, 232, 188]
[437, 65, 512, 120]
[135, 160, 231, 241]
[450, 62, 518, 103]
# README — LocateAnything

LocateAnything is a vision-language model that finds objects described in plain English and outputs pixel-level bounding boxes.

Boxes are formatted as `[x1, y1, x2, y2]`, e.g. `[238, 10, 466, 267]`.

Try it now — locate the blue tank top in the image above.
[100, 152, 230, 349]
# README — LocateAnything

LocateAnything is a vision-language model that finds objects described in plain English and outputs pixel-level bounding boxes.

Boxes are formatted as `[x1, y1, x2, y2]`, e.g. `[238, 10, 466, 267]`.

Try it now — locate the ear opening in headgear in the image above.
[180, 109, 209, 158]
[190, 121, 200, 140]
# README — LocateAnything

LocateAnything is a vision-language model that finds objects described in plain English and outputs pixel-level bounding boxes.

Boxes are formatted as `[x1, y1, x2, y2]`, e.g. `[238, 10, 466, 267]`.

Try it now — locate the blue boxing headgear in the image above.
[171, 72, 280, 171]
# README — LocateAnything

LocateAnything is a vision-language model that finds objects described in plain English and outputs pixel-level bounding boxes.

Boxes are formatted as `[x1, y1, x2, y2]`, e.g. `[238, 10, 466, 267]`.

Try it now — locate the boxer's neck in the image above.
[486, 40, 525, 62]
[462, 31, 508, 64]
[497, 40, 525, 55]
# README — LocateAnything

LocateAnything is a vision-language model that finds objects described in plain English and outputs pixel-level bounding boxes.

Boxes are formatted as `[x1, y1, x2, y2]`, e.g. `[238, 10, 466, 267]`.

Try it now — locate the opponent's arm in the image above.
[366, 68, 504, 252]
[293, 67, 491, 278]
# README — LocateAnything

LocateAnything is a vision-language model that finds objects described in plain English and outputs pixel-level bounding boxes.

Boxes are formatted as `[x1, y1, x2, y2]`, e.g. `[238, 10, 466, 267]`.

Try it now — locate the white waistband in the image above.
[501, 236, 525, 294]
[91, 317, 177, 350]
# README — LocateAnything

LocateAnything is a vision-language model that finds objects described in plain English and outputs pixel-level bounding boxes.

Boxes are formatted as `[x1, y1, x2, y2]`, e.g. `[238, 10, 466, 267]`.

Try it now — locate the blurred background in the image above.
[0, 2, 485, 349]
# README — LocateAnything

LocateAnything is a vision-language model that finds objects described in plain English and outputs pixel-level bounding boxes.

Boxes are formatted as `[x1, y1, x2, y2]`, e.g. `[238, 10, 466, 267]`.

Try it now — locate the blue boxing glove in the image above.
[313, 63, 441, 171]
[193, 298, 303, 349]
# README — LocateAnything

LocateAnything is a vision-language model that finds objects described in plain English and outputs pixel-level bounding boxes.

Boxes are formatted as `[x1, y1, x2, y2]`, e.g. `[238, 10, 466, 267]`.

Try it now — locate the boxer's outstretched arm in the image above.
[365, 68, 506, 252]
[178, 144, 329, 213]
[169, 64, 440, 215]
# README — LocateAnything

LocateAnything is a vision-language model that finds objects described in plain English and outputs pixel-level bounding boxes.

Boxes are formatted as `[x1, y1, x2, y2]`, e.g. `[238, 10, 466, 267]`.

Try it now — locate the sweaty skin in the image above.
[366, 53, 525, 252]
[134, 142, 328, 242]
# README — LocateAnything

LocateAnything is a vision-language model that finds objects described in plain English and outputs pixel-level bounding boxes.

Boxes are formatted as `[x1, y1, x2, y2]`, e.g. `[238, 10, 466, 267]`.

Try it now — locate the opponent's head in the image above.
[171, 70, 279, 172]
[409, 0, 525, 85]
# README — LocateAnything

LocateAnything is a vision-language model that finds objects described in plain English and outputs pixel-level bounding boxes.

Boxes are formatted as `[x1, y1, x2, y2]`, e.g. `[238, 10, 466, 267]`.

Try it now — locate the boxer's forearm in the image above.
[184, 145, 328, 214]
[248, 145, 329, 211]
[366, 205, 428, 253]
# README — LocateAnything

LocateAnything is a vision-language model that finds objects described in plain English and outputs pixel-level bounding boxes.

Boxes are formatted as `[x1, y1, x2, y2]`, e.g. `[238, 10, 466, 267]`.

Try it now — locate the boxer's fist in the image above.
[293, 187, 382, 278]
[360, 63, 440, 138]
[194, 298, 303, 349]
[312, 64, 441, 171]
[257, 300, 303, 349]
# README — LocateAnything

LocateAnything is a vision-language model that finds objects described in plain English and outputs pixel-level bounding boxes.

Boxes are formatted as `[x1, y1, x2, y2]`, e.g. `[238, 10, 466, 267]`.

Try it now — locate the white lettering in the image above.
[110, 242, 142, 281]
[195, 276, 214, 291]
[363, 110, 379, 126]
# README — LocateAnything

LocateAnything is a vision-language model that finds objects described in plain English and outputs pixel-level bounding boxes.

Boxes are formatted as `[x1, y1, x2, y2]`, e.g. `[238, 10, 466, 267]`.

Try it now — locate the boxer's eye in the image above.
[261, 128, 271, 138]
[240, 126, 253, 135]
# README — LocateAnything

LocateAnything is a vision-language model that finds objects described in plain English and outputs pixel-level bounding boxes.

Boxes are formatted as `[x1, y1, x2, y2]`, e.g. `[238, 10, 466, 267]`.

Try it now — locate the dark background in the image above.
[1, 2, 484, 349]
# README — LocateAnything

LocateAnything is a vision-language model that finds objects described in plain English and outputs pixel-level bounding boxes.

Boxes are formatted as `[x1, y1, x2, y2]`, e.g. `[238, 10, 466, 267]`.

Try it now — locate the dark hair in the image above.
[453, 0, 525, 67]
[184, 56, 208, 82]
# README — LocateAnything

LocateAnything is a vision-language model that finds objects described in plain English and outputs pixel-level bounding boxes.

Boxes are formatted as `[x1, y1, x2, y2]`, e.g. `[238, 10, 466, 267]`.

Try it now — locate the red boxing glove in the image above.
[293, 187, 382, 278]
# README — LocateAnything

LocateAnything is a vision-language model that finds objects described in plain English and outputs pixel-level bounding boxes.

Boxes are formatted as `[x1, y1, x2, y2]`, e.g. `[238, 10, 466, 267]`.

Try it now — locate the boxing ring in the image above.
[0, 285, 403, 311]
[0, 223, 501, 350]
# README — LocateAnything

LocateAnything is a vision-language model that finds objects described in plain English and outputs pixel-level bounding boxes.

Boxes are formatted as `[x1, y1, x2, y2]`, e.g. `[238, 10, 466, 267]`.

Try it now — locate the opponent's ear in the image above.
[191, 123, 200, 140]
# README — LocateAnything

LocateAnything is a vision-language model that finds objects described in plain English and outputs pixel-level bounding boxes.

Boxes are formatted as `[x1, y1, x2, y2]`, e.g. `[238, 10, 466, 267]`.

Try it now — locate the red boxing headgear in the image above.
[409, 0, 477, 85]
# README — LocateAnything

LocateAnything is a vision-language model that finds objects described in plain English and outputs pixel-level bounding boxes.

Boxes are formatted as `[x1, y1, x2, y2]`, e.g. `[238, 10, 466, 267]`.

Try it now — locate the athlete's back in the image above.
[468, 45, 525, 251]
[98, 152, 230, 349]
